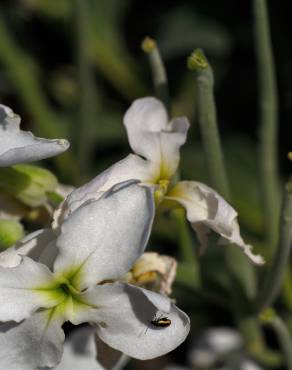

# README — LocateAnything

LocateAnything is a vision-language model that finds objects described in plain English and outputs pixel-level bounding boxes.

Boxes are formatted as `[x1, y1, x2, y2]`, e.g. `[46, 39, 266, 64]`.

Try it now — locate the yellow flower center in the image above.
[154, 179, 170, 205]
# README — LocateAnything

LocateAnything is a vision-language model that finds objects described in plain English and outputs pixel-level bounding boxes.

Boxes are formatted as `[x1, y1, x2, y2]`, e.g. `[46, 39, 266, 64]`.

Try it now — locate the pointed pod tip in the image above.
[187, 49, 209, 71]
[141, 36, 157, 53]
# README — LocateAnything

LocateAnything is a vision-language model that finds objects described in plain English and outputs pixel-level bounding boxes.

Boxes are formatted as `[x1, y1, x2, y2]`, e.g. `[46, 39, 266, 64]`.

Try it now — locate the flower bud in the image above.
[0, 164, 57, 207]
[0, 219, 24, 249]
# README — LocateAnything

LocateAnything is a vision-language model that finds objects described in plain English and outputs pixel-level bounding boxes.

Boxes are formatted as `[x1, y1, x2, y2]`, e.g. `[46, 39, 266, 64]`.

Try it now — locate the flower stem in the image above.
[141, 37, 169, 109]
[253, 0, 280, 256]
[260, 309, 292, 370]
[272, 317, 292, 370]
[187, 48, 263, 351]
[142, 39, 199, 283]
[257, 176, 292, 310]
[172, 209, 201, 287]
[187, 49, 256, 296]
[187, 49, 229, 199]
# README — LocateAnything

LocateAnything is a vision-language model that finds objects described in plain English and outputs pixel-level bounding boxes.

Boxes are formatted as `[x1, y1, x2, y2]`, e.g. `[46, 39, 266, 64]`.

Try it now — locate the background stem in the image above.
[253, 0, 280, 257]
[142, 37, 169, 109]
[257, 176, 292, 310]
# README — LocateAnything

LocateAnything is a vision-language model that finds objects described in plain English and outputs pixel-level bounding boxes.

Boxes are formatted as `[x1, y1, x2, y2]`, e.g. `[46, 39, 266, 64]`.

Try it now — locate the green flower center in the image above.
[34, 271, 93, 320]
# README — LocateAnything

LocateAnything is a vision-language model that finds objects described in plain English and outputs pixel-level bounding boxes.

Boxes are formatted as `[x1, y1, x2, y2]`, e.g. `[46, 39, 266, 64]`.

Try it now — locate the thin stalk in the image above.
[272, 316, 292, 370]
[260, 310, 292, 370]
[74, 0, 98, 179]
[173, 209, 201, 287]
[257, 176, 292, 310]
[187, 49, 229, 198]
[187, 49, 256, 297]
[187, 49, 263, 350]
[253, 0, 280, 256]
[142, 38, 199, 283]
[141, 37, 169, 109]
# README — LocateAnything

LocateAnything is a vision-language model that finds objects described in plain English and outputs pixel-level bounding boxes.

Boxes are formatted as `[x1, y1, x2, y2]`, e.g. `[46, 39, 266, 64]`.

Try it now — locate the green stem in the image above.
[142, 39, 199, 284]
[187, 49, 229, 198]
[257, 177, 292, 310]
[141, 37, 169, 109]
[261, 310, 292, 370]
[253, 0, 280, 256]
[172, 209, 201, 287]
[187, 49, 256, 297]
[187, 48, 262, 350]
[272, 316, 292, 370]
[74, 0, 98, 180]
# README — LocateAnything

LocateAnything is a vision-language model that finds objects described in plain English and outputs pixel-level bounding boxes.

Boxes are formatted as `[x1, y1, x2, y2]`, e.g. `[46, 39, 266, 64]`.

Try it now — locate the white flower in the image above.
[163, 327, 264, 370]
[0, 181, 190, 370]
[188, 327, 264, 370]
[189, 327, 243, 368]
[57, 97, 263, 265]
[0, 104, 69, 166]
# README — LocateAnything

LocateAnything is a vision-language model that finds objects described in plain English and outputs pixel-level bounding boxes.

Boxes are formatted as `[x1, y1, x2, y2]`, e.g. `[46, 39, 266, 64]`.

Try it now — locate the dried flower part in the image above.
[127, 252, 177, 295]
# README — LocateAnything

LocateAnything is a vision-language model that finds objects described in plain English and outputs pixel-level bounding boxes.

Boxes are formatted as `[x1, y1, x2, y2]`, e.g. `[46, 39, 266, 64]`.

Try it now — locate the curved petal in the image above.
[95, 335, 126, 370]
[0, 310, 65, 370]
[124, 97, 189, 179]
[0, 257, 61, 322]
[165, 181, 264, 265]
[52, 327, 103, 370]
[0, 228, 56, 268]
[124, 97, 168, 157]
[55, 154, 157, 226]
[54, 182, 155, 290]
[76, 283, 190, 360]
[0, 105, 70, 167]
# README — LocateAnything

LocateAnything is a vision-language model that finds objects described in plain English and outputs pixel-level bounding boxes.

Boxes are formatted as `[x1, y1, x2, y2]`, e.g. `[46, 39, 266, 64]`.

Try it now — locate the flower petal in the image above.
[0, 257, 61, 322]
[165, 181, 264, 265]
[124, 97, 189, 179]
[77, 282, 190, 360]
[54, 181, 155, 289]
[0, 228, 56, 268]
[0, 104, 69, 167]
[51, 327, 103, 370]
[95, 335, 126, 370]
[55, 154, 157, 226]
[0, 310, 64, 370]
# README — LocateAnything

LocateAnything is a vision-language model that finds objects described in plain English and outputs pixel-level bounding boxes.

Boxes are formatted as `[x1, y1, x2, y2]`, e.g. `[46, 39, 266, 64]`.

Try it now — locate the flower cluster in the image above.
[0, 98, 263, 369]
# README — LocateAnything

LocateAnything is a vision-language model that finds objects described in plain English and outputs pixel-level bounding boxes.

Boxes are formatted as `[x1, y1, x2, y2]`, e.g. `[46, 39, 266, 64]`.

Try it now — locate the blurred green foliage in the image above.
[0, 1, 291, 369]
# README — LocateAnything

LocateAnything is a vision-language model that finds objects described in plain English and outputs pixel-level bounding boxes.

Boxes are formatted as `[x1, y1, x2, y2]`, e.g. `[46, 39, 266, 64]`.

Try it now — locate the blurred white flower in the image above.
[189, 327, 243, 368]
[0, 104, 69, 167]
[57, 97, 263, 265]
[0, 181, 190, 370]
[189, 327, 263, 370]
[163, 327, 264, 370]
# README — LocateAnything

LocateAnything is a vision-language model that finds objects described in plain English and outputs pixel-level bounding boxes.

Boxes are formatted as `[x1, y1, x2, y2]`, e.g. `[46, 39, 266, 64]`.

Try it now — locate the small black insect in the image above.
[150, 314, 171, 328]
[139, 314, 172, 336]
